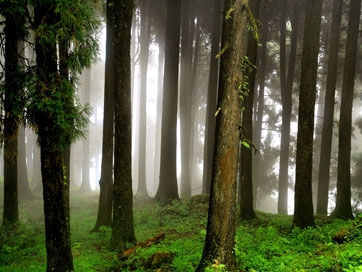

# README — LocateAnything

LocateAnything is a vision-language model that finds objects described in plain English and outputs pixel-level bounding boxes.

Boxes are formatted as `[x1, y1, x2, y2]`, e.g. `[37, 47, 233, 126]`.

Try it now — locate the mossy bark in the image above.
[197, 0, 248, 270]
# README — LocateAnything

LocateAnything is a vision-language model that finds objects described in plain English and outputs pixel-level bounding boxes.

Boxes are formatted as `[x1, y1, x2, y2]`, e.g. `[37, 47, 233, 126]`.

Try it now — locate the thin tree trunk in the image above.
[316, 0, 343, 215]
[93, 1, 115, 231]
[203, 0, 223, 195]
[137, 0, 151, 195]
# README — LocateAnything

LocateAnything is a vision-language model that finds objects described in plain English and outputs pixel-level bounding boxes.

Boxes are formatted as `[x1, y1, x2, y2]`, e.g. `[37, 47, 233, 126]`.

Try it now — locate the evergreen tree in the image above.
[27, 0, 100, 269]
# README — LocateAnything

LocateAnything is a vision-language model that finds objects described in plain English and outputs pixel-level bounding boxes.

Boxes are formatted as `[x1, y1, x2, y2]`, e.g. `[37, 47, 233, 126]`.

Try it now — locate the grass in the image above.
[1, 191, 362, 271]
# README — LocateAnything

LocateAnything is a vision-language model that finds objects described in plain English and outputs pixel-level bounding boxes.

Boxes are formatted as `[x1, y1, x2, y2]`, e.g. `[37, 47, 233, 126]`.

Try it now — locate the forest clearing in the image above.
[1, 191, 362, 272]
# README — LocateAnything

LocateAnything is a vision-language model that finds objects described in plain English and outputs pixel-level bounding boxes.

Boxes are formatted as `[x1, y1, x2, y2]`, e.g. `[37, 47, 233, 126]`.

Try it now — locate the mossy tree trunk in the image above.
[110, 0, 136, 251]
[196, 0, 248, 270]
[239, 0, 260, 220]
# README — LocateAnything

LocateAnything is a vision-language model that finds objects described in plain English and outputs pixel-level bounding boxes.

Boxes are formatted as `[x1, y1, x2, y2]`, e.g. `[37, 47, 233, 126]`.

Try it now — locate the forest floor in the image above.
[1, 190, 362, 271]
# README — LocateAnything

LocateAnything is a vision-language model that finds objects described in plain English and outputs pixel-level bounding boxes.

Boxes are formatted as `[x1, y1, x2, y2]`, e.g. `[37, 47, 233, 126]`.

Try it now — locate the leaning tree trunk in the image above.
[196, 0, 248, 270]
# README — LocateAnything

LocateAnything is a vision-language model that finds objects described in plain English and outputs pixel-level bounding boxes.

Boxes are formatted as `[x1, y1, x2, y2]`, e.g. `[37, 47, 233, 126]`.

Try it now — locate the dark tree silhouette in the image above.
[293, 0, 322, 228]
[316, 0, 343, 215]
[203, 0, 223, 195]
[154, 0, 181, 204]
[93, 0, 115, 232]
[332, 0, 361, 220]
[239, 0, 260, 220]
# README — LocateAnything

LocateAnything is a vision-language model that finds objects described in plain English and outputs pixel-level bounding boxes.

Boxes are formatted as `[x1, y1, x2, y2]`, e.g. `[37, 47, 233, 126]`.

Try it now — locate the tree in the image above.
[93, 0, 115, 232]
[179, 0, 194, 199]
[316, 0, 343, 215]
[293, 0, 322, 228]
[202, 0, 223, 195]
[196, 0, 248, 270]
[278, 0, 300, 214]
[1, 0, 27, 227]
[154, 0, 181, 204]
[239, 0, 260, 220]
[137, 0, 151, 195]
[332, 0, 361, 220]
[28, 0, 100, 270]
[18, 124, 34, 201]
[110, 0, 136, 251]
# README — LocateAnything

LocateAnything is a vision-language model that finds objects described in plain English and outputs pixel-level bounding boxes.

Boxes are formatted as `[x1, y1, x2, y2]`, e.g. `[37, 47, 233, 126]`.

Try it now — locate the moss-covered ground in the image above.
[1, 192, 362, 271]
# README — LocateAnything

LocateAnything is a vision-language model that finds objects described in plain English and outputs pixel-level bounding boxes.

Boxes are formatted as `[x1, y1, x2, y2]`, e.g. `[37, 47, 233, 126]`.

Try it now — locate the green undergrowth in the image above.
[0, 192, 362, 271]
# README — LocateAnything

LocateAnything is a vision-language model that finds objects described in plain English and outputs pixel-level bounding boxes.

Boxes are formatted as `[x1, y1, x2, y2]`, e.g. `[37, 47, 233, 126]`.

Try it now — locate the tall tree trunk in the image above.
[316, 0, 343, 215]
[293, 0, 322, 228]
[332, 0, 360, 220]
[137, 0, 151, 195]
[110, 0, 136, 251]
[252, 7, 268, 209]
[93, 1, 115, 232]
[179, 0, 194, 199]
[278, 0, 300, 214]
[153, 41, 164, 196]
[2, 6, 20, 227]
[239, 0, 260, 220]
[80, 68, 92, 193]
[154, 0, 181, 204]
[202, 0, 223, 195]
[277, 0, 289, 214]
[196, 0, 248, 270]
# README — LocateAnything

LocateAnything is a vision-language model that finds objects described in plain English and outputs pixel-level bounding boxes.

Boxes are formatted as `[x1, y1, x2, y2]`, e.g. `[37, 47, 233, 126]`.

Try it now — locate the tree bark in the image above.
[202, 0, 223, 195]
[111, 0, 136, 251]
[196, 0, 248, 270]
[137, 0, 151, 195]
[332, 0, 360, 220]
[154, 0, 181, 204]
[2, 4, 21, 227]
[93, 1, 115, 231]
[239, 0, 260, 220]
[316, 0, 343, 215]
[293, 0, 322, 228]
[180, 0, 194, 199]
